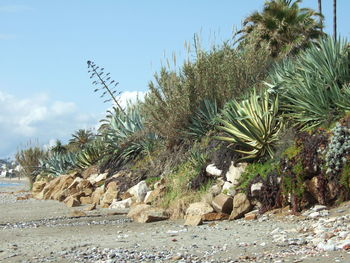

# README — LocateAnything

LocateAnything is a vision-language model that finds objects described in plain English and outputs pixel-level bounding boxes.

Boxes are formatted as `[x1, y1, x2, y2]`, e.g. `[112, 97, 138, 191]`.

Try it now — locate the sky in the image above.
[0, 0, 349, 158]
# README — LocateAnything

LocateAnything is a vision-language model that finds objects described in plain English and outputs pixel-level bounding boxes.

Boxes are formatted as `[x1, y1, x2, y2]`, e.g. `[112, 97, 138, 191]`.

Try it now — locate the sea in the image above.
[0, 181, 23, 189]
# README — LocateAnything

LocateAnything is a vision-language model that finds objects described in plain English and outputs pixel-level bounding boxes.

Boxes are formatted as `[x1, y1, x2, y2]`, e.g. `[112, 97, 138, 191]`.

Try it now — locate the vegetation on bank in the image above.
[16, 0, 350, 214]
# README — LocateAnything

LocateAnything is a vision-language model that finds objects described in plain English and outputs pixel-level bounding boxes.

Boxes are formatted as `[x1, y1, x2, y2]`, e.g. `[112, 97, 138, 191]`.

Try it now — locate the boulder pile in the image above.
[31, 169, 169, 223]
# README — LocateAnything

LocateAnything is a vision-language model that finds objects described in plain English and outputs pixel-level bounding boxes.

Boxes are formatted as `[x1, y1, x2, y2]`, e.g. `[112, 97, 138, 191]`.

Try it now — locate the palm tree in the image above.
[333, 0, 337, 39]
[318, 0, 323, 32]
[237, 0, 324, 57]
[50, 140, 67, 154]
[69, 129, 94, 149]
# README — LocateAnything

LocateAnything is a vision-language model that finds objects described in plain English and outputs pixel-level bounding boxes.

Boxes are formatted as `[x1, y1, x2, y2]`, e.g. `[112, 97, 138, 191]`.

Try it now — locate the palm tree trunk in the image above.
[333, 0, 337, 39]
[318, 0, 323, 32]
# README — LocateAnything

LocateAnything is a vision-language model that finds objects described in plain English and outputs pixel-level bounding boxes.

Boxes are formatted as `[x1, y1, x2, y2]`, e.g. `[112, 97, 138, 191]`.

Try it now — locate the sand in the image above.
[1, 181, 350, 263]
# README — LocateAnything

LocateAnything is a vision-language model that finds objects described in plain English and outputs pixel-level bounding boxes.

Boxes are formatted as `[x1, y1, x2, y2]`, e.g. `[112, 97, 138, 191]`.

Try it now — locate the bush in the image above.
[15, 144, 47, 188]
[143, 40, 272, 147]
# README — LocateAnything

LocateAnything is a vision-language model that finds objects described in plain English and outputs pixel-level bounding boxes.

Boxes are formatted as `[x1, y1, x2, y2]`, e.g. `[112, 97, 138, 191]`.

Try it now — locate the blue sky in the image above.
[0, 0, 349, 158]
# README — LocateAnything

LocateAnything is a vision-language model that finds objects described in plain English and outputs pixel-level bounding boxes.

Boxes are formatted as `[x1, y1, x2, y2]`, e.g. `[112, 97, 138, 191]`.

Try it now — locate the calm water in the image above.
[0, 181, 23, 188]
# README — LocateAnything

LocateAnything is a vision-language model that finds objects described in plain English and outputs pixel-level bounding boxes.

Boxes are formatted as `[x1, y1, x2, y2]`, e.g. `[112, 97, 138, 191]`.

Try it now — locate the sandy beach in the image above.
[0, 180, 350, 262]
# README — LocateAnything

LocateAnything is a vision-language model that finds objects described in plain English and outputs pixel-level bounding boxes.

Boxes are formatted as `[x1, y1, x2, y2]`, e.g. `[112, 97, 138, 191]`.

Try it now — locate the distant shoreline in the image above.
[0, 177, 28, 182]
[0, 177, 29, 192]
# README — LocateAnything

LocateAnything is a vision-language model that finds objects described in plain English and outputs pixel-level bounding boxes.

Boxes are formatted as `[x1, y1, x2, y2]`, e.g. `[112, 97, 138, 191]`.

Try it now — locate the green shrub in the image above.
[15, 144, 47, 188]
[143, 39, 271, 147]
[238, 161, 277, 191]
[325, 122, 350, 176]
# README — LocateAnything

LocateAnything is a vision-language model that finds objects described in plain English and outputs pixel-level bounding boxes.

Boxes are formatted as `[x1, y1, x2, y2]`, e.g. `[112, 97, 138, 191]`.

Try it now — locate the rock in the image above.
[80, 196, 92, 205]
[186, 202, 214, 217]
[87, 173, 99, 184]
[338, 240, 350, 250]
[127, 181, 149, 203]
[127, 204, 151, 219]
[16, 195, 31, 200]
[250, 182, 263, 197]
[109, 198, 133, 209]
[308, 210, 329, 218]
[312, 205, 327, 212]
[229, 193, 251, 220]
[126, 204, 168, 223]
[273, 234, 287, 244]
[317, 242, 336, 251]
[51, 176, 76, 201]
[209, 183, 223, 196]
[52, 189, 70, 202]
[84, 203, 96, 211]
[32, 181, 46, 199]
[133, 208, 169, 223]
[222, 181, 235, 196]
[144, 191, 153, 204]
[202, 212, 229, 221]
[42, 174, 75, 200]
[225, 162, 247, 187]
[70, 210, 87, 217]
[184, 215, 203, 226]
[211, 194, 233, 214]
[120, 191, 133, 200]
[67, 177, 82, 190]
[91, 186, 105, 205]
[144, 187, 165, 204]
[244, 213, 257, 220]
[101, 182, 119, 206]
[205, 164, 222, 177]
[81, 165, 99, 179]
[89, 173, 108, 185]
[64, 196, 80, 207]
[77, 179, 94, 196]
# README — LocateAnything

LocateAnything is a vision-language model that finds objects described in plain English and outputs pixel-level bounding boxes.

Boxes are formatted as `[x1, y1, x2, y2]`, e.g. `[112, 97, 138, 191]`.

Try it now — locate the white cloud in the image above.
[116, 91, 147, 108]
[51, 101, 77, 115]
[0, 91, 99, 158]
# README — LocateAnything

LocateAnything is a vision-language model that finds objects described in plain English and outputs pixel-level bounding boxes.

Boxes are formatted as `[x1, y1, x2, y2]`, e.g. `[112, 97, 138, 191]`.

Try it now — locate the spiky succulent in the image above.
[40, 152, 77, 176]
[186, 99, 219, 139]
[266, 37, 350, 129]
[216, 89, 283, 161]
[100, 102, 158, 164]
[75, 140, 105, 169]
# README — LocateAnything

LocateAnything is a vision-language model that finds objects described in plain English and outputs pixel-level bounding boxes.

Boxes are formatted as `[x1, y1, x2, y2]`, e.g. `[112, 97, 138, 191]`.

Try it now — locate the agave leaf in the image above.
[216, 89, 283, 161]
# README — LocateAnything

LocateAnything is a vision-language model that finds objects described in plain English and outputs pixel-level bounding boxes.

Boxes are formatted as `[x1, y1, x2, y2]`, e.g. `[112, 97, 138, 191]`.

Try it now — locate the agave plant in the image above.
[215, 89, 283, 161]
[75, 139, 105, 169]
[266, 37, 350, 129]
[40, 152, 77, 176]
[100, 101, 158, 164]
[186, 99, 219, 139]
